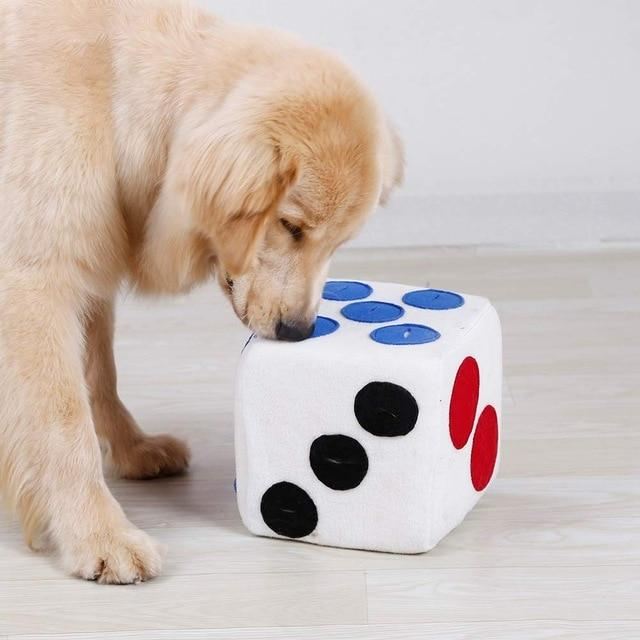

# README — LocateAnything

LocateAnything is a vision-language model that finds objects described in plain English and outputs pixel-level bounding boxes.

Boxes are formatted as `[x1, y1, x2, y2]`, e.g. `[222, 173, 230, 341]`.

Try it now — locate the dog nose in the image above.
[275, 320, 314, 342]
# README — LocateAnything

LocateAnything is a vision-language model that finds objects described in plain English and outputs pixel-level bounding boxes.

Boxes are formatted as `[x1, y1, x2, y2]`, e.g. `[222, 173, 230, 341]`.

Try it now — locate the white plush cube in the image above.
[234, 280, 502, 554]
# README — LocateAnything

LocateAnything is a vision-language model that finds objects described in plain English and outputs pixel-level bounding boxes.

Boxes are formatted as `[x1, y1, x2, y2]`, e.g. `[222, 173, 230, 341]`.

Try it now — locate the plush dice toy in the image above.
[234, 280, 502, 554]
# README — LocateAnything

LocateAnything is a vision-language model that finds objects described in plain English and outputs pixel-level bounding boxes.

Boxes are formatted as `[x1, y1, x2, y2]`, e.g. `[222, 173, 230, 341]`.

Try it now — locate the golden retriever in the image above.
[0, 0, 403, 583]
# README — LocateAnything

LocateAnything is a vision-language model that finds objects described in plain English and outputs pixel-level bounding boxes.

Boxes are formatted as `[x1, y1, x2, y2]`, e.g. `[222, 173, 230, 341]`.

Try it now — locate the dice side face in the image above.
[235, 335, 441, 552]
[234, 281, 502, 553]
[427, 303, 502, 549]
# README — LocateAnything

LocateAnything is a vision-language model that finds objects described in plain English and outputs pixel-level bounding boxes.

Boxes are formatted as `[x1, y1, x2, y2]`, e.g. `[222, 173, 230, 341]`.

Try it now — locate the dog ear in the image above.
[379, 119, 404, 205]
[212, 207, 274, 277]
[173, 113, 298, 277]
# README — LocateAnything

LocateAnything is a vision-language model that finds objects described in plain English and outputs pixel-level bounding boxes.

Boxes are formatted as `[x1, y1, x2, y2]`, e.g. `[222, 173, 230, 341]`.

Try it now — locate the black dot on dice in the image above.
[260, 482, 318, 539]
[354, 381, 419, 437]
[310, 435, 369, 491]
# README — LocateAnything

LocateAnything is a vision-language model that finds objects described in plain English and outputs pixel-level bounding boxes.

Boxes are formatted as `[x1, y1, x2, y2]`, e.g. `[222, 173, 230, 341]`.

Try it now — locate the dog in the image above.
[0, 0, 403, 583]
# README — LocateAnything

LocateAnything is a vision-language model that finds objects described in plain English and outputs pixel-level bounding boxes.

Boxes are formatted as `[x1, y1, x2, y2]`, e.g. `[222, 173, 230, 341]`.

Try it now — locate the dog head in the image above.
[167, 52, 403, 340]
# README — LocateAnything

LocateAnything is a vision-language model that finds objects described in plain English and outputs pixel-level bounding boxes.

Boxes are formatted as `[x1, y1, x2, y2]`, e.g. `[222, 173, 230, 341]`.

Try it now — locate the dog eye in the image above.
[280, 218, 304, 241]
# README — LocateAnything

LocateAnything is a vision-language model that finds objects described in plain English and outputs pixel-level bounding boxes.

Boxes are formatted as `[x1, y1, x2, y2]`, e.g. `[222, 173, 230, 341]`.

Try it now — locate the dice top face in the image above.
[249, 280, 493, 354]
[237, 281, 502, 552]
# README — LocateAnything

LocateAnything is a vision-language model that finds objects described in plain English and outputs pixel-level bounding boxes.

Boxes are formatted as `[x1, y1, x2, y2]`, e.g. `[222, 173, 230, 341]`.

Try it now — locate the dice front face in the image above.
[235, 281, 502, 553]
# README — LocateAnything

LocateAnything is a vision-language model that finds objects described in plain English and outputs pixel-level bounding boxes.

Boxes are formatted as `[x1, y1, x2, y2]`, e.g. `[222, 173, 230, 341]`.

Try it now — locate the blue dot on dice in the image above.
[341, 301, 404, 323]
[260, 382, 419, 538]
[403, 288, 464, 310]
[310, 316, 339, 338]
[370, 323, 441, 345]
[323, 280, 372, 301]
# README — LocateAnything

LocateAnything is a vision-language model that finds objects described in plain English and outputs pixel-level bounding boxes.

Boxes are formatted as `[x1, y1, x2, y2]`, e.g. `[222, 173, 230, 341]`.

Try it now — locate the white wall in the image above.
[198, 0, 640, 247]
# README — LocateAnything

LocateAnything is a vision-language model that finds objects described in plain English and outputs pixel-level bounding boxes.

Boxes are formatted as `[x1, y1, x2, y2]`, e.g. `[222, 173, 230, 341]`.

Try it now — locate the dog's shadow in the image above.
[108, 415, 246, 536]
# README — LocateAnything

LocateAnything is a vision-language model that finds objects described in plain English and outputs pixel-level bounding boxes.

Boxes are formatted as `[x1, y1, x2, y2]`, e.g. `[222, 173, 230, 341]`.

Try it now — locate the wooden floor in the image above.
[1, 247, 639, 639]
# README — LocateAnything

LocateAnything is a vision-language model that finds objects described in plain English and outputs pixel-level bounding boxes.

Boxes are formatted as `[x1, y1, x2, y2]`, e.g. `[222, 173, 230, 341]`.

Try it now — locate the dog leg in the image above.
[85, 298, 191, 479]
[0, 280, 162, 583]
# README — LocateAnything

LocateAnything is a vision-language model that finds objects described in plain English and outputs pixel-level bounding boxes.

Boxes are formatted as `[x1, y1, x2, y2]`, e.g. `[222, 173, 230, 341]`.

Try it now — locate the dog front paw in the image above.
[114, 434, 191, 480]
[64, 526, 164, 584]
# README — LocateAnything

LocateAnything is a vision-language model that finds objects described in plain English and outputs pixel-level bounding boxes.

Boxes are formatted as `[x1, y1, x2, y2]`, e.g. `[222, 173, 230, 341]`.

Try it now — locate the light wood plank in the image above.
[498, 436, 640, 477]
[9, 620, 640, 640]
[2, 513, 639, 581]
[367, 566, 640, 623]
[0, 572, 367, 635]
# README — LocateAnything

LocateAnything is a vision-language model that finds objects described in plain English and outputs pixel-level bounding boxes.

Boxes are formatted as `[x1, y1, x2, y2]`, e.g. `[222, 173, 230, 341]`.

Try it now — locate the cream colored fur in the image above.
[0, 0, 402, 583]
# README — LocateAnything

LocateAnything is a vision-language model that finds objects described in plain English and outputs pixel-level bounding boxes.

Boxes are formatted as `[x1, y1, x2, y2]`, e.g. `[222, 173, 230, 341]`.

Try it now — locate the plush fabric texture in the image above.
[234, 281, 502, 554]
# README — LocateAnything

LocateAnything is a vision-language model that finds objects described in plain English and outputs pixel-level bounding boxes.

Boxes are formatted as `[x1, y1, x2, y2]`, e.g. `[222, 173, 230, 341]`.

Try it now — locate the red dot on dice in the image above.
[470, 405, 499, 491]
[449, 356, 480, 449]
